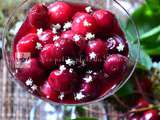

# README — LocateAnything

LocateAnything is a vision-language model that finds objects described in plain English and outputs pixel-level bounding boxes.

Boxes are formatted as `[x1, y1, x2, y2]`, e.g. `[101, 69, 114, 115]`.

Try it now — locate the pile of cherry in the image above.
[14, 1, 129, 104]
[129, 99, 160, 120]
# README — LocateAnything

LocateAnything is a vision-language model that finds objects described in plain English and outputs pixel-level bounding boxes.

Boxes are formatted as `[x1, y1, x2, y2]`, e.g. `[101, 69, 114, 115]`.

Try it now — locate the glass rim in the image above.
[2, 0, 140, 105]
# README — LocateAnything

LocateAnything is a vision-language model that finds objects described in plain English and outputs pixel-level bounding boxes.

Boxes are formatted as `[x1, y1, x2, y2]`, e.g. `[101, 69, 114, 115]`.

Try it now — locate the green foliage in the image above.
[116, 80, 134, 97]
[127, 0, 160, 56]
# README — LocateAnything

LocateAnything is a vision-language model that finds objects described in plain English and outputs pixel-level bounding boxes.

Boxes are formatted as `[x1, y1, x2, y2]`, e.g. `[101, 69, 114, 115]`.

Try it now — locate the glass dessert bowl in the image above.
[2, 0, 139, 105]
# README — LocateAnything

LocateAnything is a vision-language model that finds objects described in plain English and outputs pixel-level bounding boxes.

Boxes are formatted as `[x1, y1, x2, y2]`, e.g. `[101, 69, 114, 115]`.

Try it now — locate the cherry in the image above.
[16, 58, 46, 85]
[93, 9, 115, 32]
[75, 72, 102, 101]
[39, 44, 63, 69]
[28, 3, 49, 28]
[48, 67, 78, 94]
[141, 110, 158, 120]
[61, 30, 87, 52]
[16, 33, 40, 56]
[85, 39, 107, 68]
[48, 1, 73, 24]
[40, 81, 59, 101]
[14, 18, 36, 42]
[129, 113, 141, 120]
[103, 54, 129, 79]
[106, 35, 128, 56]
[72, 12, 98, 35]
[38, 30, 55, 45]
[110, 20, 125, 37]
[136, 99, 150, 108]
[54, 38, 79, 57]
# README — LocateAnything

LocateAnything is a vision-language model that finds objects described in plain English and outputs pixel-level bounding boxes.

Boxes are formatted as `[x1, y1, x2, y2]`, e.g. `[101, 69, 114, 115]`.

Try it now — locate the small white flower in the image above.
[85, 6, 93, 13]
[55, 43, 60, 47]
[85, 33, 95, 40]
[93, 72, 97, 75]
[46, 96, 50, 98]
[104, 73, 109, 78]
[36, 42, 43, 50]
[108, 38, 116, 49]
[52, 28, 57, 34]
[73, 34, 81, 42]
[69, 68, 74, 73]
[28, 89, 33, 93]
[116, 43, 124, 52]
[81, 60, 86, 67]
[65, 58, 76, 66]
[55, 71, 62, 76]
[83, 20, 92, 27]
[63, 22, 72, 31]
[89, 52, 96, 60]
[86, 70, 92, 74]
[59, 93, 64, 100]
[25, 78, 33, 86]
[75, 92, 85, 100]
[31, 85, 38, 91]
[83, 75, 93, 83]
[52, 23, 61, 30]
[53, 35, 60, 41]
[37, 28, 43, 36]
[59, 65, 66, 72]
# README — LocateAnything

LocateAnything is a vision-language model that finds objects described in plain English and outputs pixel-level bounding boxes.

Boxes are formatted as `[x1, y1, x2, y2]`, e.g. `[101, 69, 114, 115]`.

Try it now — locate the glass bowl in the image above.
[2, 0, 140, 105]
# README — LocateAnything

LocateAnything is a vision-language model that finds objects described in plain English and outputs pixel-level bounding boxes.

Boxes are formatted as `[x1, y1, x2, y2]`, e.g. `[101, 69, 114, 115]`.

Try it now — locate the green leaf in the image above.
[140, 25, 160, 42]
[145, 0, 160, 14]
[129, 42, 152, 70]
[116, 81, 134, 97]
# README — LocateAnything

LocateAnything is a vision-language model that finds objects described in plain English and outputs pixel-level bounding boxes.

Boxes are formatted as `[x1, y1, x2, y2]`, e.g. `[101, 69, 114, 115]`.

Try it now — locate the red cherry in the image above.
[48, 68, 78, 94]
[103, 54, 129, 78]
[136, 99, 150, 108]
[141, 110, 158, 120]
[61, 30, 87, 52]
[76, 72, 102, 101]
[40, 81, 59, 101]
[38, 30, 55, 45]
[39, 44, 63, 69]
[107, 35, 128, 56]
[85, 39, 107, 68]
[14, 18, 36, 42]
[72, 12, 98, 35]
[110, 20, 125, 37]
[16, 58, 46, 85]
[93, 10, 115, 32]
[48, 2, 73, 24]
[129, 113, 141, 120]
[16, 33, 40, 56]
[54, 38, 79, 57]
[28, 3, 49, 28]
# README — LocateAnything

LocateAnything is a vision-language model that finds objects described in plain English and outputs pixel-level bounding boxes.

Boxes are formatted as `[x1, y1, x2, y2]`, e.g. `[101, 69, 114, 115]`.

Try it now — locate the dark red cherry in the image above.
[141, 110, 158, 120]
[16, 33, 40, 56]
[72, 12, 98, 35]
[93, 9, 115, 32]
[40, 81, 59, 101]
[48, 67, 78, 94]
[106, 35, 128, 56]
[38, 30, 55, 45]
[39, 44, 63, 69]
[48, 1, 73, 24]
[16, 58, 46, 85]
[28, 3, 49, 28]
[85, 39, 107, 68]
[61, 30, 87, 52]
[103, 54, 129, 79]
